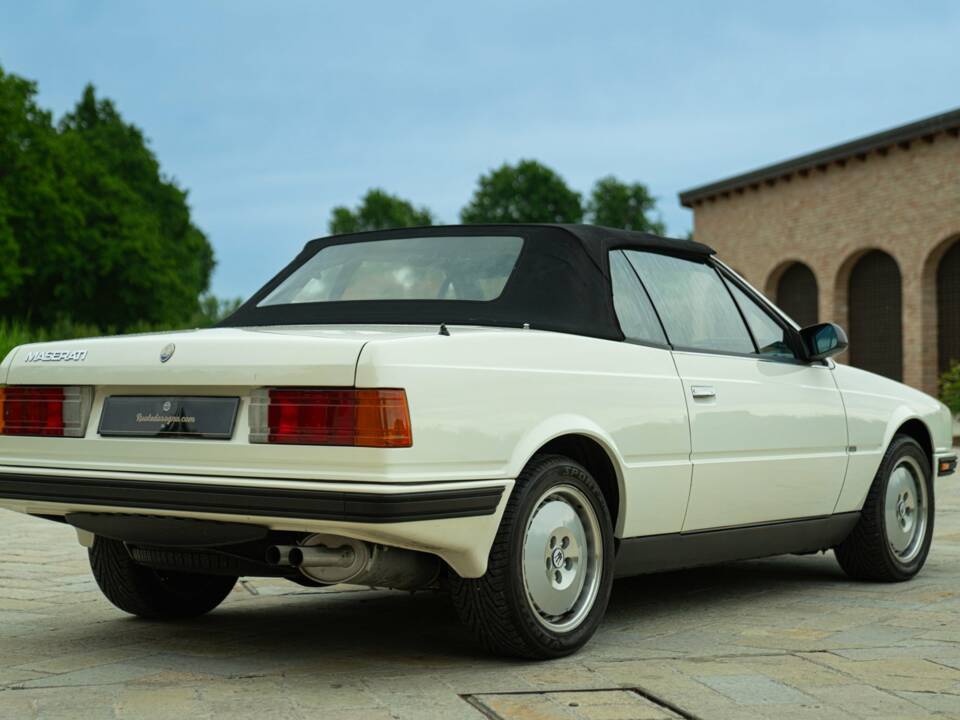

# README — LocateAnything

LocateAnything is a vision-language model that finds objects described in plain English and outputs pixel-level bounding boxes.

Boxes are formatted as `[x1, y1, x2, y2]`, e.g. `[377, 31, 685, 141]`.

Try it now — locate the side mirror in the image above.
[800, 322, 848, 361]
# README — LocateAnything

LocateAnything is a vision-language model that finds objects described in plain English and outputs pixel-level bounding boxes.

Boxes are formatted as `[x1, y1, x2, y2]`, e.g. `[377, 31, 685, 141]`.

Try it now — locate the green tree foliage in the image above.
[329, 188, 434, 235]
[0, 68, 214, 330]
[193, 293, 243, 326]
[460, 160, 583, 224]
[940, 362, 960, 416]
[0, 69, 59, 300]
[586, 175, 665, 234]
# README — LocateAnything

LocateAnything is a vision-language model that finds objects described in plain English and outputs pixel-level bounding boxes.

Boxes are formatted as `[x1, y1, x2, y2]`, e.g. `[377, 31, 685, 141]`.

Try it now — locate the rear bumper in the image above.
[0, 467, 512, 578]
[0, 472, 504, 523]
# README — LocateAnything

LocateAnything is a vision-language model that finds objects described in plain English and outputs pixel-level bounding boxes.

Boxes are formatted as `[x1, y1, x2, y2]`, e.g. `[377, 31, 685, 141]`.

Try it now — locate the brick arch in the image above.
[764, 259, 805, 296]
[920, 233, 960, 388]
[837, 249, 904, 381]
[765, 260, 819, 328]
[832, 247, 895, 336]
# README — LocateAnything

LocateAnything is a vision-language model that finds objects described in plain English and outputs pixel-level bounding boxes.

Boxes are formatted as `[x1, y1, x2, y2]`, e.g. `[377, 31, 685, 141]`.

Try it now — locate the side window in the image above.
[609, 251, 667, 345]
[725, 281, 797, 359]
[624, 251, 754, 354]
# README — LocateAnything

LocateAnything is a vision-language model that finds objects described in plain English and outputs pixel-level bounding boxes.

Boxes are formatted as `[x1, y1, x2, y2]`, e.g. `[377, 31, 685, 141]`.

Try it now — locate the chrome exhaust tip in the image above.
[288, 545, 356, 568]
[265, 545, 296, 566]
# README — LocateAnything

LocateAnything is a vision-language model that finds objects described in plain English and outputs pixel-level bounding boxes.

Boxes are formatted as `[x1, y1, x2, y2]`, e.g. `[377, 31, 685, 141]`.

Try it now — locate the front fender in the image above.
[832, 363, 946, 513]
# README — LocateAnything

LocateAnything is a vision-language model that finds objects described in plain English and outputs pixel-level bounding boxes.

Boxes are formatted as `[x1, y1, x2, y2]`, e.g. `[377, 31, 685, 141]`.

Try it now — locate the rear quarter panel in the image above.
[832, 363, 951, 513]
[355, 329, 692, 537]
[0, 347, 14, 384]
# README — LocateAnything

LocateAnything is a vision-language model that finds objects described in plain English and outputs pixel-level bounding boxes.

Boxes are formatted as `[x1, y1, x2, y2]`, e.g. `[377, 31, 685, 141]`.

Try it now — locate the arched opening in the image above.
[937, 239, 960, 375]
[848, 250, 902, 381]
[775, 262, 818, 328]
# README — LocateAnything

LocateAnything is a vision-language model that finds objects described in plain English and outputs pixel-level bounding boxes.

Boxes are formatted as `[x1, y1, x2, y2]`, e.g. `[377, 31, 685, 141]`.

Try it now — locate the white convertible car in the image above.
[0, 225, 955, 658]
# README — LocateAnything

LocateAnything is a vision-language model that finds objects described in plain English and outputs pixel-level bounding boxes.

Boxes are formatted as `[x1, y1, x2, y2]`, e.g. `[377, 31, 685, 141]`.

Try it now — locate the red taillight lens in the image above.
[250, 388, 412, 447]
[268, 389, 357, 446]
[2, 386, 66, 436]
[0, 386, 93, 438]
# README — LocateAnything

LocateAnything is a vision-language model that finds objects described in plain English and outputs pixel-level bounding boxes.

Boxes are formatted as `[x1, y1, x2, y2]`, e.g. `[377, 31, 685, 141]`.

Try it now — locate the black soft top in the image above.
[219, 224, 715, 340]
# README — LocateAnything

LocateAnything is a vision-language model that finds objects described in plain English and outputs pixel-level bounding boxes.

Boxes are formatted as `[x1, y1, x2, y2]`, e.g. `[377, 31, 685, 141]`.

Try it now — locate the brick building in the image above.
[680, 108, 960, 396]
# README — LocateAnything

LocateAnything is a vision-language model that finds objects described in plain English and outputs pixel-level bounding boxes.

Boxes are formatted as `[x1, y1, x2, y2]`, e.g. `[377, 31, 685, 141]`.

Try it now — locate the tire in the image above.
[835, 434, 935, 582]
[449, 454, 615, 659]
[89, 536, 238, 619]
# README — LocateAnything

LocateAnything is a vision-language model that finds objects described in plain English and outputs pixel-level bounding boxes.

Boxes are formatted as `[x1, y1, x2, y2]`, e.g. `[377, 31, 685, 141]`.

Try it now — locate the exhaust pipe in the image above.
[266, 534, 440, 591]
[265, 545, 296, 567]
[289, 545, 356, 568]
[265, 544, 357, 568]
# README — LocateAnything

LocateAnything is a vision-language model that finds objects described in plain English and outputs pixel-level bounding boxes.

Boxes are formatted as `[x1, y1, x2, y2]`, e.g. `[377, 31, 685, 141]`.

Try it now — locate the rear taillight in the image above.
[0, 386, 93, 438]
[249, 388, 412, 447]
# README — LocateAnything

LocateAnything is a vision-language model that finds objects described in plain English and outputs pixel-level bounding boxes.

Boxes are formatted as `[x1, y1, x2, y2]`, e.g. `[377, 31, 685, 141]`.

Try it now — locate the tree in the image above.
[0, 67, 60, 300]
[586, 176, 665, 234]
[460, 160, 582, 224]
[941, 362, 960, 416]
[192, 293, 243, 326]
[329, 189, 433, 235]
[0, 74, 214, 329]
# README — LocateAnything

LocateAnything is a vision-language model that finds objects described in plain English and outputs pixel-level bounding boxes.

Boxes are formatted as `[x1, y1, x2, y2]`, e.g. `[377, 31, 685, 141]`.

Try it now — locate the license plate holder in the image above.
[99, 396, 240, 440]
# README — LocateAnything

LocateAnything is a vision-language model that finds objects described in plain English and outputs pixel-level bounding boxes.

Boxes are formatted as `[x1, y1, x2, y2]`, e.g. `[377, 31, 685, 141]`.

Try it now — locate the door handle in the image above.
[690, 385, 716, 399]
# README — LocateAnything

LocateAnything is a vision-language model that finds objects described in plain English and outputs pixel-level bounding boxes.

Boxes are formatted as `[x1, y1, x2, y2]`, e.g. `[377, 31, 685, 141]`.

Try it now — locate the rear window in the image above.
[259, 235, 524, 306]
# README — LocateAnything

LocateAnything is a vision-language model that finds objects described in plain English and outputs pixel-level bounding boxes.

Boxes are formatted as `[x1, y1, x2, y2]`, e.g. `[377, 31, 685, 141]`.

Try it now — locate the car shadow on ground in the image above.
[78, 552, 852, 666]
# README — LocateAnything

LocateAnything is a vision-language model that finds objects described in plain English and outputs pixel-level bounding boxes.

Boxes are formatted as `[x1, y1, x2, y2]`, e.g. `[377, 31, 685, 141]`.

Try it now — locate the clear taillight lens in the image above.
[0, 386, 93, 438]
[249, 388, 412, 447]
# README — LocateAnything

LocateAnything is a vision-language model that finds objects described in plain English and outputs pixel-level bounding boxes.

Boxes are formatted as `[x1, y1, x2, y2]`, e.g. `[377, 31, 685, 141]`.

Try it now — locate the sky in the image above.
[2, 1, 959, 299]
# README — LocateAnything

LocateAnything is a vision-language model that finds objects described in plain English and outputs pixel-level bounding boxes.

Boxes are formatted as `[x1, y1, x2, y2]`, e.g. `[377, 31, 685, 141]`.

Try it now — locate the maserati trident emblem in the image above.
[160, 343, 176, 363]
[551, 547, 565, 569]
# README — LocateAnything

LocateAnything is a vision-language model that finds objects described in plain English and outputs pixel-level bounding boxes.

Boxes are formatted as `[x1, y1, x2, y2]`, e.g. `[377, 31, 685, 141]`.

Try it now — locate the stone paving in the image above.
[1, 476, 959, 719]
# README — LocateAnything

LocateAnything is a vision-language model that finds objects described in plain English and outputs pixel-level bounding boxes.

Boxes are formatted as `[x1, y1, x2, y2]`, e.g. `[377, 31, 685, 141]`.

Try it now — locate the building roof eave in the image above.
[679, 107, 960, 207]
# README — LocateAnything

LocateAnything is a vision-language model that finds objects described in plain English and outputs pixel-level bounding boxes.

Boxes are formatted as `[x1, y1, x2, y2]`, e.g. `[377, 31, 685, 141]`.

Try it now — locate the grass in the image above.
[2, 321, 77, 364]
[0, 297, 242, 365]
[0, 320, 113, 364]
[0, 293, 246, 364]
[0, 319, 187, 364]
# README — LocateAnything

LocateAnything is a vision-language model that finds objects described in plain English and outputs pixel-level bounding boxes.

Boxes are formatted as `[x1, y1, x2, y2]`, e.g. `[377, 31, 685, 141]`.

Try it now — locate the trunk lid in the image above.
[5, 326, 404, 387]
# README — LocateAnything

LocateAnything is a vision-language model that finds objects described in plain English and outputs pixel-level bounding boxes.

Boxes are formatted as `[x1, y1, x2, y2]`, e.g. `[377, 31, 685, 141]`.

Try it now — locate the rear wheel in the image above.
[89, 536, 237, 619]
[835, 435, 934, 582]
[449, 454, 614, 659]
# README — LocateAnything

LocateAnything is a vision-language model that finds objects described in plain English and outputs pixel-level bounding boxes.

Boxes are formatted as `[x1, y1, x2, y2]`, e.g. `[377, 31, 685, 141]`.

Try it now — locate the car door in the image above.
[607, 250, 693, 537]
[623, 250, 849, 531]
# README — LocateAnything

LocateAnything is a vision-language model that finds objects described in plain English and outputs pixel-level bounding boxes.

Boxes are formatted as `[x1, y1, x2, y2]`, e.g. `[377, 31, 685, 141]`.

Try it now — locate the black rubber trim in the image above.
[65, 513, 270, 547]
[938, 455, 957, 477]
[614, 512, 861, 577]
[0, 473, 505, 523]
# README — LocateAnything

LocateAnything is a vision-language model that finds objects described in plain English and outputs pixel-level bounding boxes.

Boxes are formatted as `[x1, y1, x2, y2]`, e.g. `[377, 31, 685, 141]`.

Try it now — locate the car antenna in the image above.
[439, 323, 450, 336]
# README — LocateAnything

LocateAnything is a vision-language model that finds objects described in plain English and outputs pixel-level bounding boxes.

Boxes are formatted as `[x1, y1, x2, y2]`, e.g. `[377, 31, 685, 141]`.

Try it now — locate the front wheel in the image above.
[835, 435, 934, 582]
[449, 454, 615, 659]
[89, 537, 238, 619]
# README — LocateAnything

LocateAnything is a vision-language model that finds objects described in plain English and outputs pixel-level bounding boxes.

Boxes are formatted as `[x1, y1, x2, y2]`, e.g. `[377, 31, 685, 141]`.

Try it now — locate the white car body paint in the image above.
[673, 351, 849, 530]
[830, 362, 952, 513]
[0, 320, 952, 577]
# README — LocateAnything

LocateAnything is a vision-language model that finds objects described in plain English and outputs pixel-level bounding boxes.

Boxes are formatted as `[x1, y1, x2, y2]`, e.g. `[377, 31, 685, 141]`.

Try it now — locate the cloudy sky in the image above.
[3, 1, 959, 299]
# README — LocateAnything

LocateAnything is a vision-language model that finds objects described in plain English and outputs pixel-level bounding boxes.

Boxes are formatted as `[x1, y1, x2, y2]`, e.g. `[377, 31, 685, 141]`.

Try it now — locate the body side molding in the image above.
[614, 512, 860, 577]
